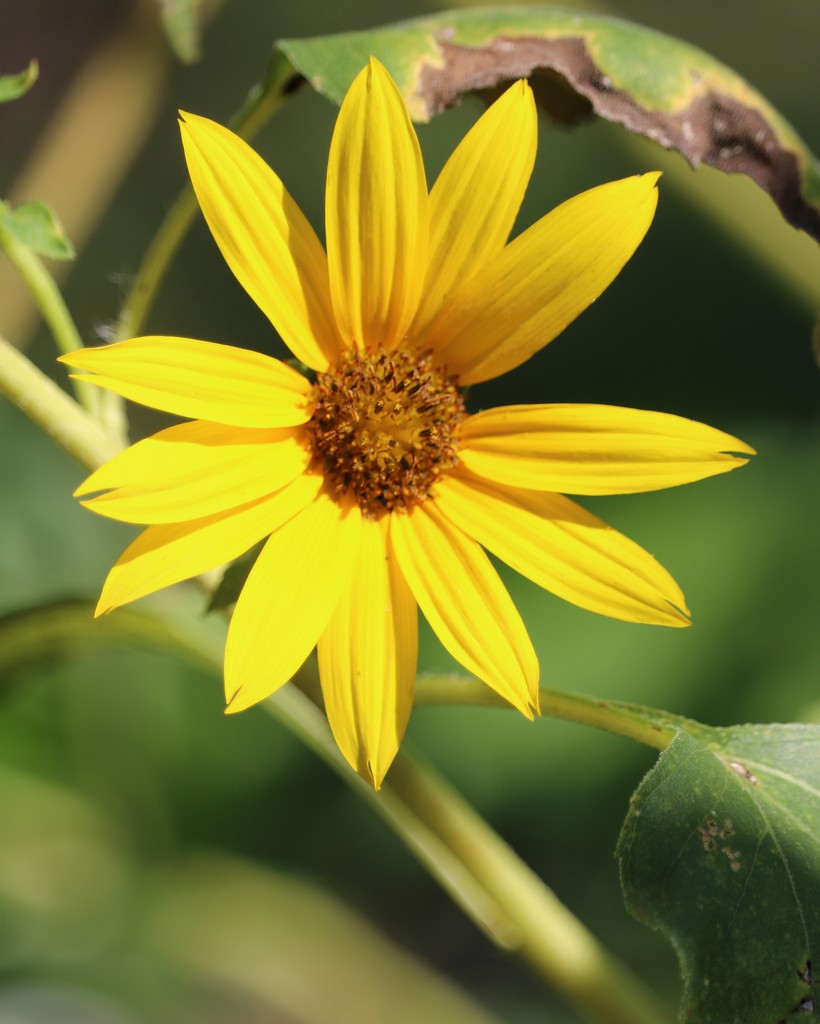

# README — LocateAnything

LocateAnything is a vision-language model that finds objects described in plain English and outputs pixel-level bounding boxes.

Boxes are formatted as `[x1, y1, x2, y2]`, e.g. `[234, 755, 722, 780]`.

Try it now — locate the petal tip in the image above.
[224, 687, 248, 715]
[667, 603, 692, 627]
[367, 760, 385, 791]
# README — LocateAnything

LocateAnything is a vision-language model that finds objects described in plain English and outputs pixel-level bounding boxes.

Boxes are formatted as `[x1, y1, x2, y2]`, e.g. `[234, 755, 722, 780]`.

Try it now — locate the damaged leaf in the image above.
[618, 724, 820, 1023]
[278, 6, 820, 240]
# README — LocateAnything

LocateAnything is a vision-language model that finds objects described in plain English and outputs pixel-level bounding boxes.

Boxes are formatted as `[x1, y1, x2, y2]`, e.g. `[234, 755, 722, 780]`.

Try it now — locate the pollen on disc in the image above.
[307, 347, 465, 515]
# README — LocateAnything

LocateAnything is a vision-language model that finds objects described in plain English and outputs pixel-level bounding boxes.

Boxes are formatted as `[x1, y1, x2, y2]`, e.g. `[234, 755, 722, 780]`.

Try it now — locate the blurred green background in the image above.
[1, 0, 818, 1021]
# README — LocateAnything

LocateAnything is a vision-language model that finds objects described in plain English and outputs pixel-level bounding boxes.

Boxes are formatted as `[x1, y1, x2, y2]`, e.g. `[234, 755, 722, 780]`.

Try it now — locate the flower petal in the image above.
[318, 516, 416, 789]
[325, 57, 428, 351]
[77, 421, 311, 524]
[180, 111, 341, 370]
[96, 471, 323, 615]
[60, 338, 311, 427]
[410, 79, 537, 335]
[389, 502, 538, 715]
[434, 472, 690, 627]
[224, 489, 361, 714]
[423, 174, 660, 384]
[460, 404, 755, 495]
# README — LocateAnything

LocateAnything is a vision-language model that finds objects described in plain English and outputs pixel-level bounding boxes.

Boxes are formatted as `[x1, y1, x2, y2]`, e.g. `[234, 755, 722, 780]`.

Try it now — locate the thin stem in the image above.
[1, 588, 672, 1024]
[387, 753, 672, 1024]
[0, 333, 123, 470]
[114, 50, 301, 342]
[415, 674, 684, 750]
[265, 679, 673, 1024]
[0, 205, 98, 414]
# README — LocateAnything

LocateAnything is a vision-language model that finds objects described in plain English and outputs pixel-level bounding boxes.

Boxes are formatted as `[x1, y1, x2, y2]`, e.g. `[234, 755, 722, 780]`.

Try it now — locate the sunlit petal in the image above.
[423, 174, 660, 383]
[390, 502, 538, 715]
[96, 471, 323, 615]
[224, 490, 362, 713]
[411, 79, 537, 336]
[435, 472, 690, 627]
[77, 421, 310, 523]
[326, 57, 428, 351]
[60, 337, 311, 427]
[460, 404, 755, 494]
[180, 111, 341, 370]
[318, 517, 416, 789]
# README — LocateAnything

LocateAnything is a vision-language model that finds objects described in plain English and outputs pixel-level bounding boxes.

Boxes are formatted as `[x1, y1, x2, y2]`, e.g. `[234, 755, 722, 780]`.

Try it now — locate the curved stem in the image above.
[267, 678, 673, 1024]
[3, 589, 673, 1024]
[0, 207, 127, 442]
[114, 50, 302, 342]
[415, 674, 684, 749]
[0, 207, 95, 410]
[0, 333, 123, 469]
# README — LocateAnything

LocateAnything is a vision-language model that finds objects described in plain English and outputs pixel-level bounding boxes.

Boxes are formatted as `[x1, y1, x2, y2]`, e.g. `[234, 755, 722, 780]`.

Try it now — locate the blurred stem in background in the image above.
[0, 333, 122, 467]
[3, 0, 816, 359]
[0, 204, 98, 410]
[1, 3, 816, 1020]
[277, 674, 675, 1024]
[0, 335, 676, 1019]
[0, 0, 169, 346]
[114, 48, 302, 342]
[0, 205, 128, 439]
[0, 578, 677, 1024]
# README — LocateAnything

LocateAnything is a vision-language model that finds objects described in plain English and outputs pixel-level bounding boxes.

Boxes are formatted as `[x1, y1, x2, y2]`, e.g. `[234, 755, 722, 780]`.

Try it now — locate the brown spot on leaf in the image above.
[698, 817, 735, 851]
[728, 760, 759, 784]
[418, 36, 820, 241]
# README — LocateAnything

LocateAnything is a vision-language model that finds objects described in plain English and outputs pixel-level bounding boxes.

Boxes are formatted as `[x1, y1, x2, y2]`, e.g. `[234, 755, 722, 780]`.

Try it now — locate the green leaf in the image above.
[157, 0, 201, 63]
[0, 201, 75, 260]
[0, 60, 38, 104]
[278, 6, 820, 241]
[618, 724, 820, 1023]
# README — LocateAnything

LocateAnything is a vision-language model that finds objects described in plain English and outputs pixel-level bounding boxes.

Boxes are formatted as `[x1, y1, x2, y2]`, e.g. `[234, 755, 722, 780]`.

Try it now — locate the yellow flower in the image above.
[61, 59, 754, 787]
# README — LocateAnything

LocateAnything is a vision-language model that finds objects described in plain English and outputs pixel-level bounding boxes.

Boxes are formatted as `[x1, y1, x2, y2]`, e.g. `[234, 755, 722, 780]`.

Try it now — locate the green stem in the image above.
[267, 679, 673, 1024]
[415, 675, 683, 750]
[0, 333, 123, 470]
[114, 50, 301, 342]
[0, 591, 672, 1024]
[386, 754, 671, 1024]
[0, 205, 95, 411]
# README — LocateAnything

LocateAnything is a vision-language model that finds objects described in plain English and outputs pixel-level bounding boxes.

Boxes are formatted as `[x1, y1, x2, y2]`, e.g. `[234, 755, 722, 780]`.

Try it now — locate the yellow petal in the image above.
[77, 421, 311, 523]
[60, 337, 311, 427]
[325, 57, 428, 351]
[97, 471, 323, 614]
[179, 112, 341, 371]
[224, 490, 361, 713]
[460, 404, 755, 495]
[411, 79, 537, 335]
[389, 502, 538, 715]
[318, 516, 416, 789]
[435, 472, 690, 627]
[423, 174, 660, 383]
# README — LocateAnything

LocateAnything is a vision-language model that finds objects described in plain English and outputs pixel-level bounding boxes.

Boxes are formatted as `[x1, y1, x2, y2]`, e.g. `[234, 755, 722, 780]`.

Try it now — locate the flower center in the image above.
[307, 347, 465, 515]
